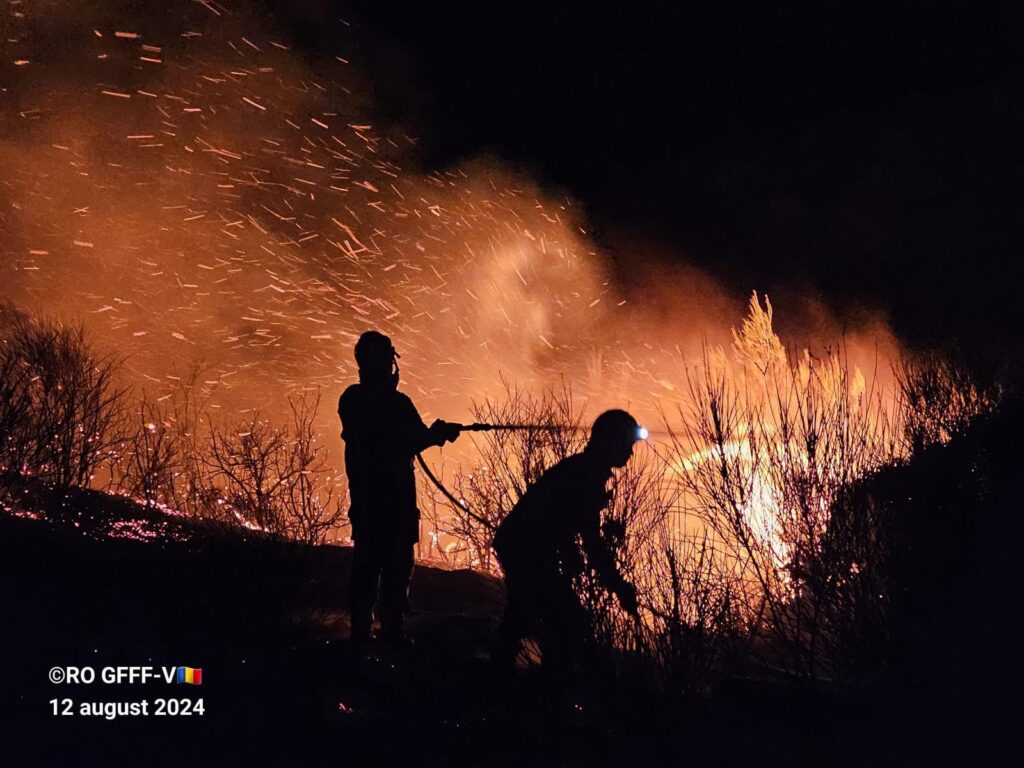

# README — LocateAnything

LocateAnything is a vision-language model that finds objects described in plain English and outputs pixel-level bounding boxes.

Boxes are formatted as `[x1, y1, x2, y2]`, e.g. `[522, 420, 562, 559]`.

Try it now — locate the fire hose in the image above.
[415, 422, 680, 622]
[414, 422, 565, 531]
[415, 420, 662, 531]
[415, 451, 495, 530]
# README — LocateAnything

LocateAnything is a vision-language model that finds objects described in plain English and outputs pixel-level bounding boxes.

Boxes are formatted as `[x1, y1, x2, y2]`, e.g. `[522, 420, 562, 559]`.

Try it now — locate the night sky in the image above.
[273, 1, 1023, 353]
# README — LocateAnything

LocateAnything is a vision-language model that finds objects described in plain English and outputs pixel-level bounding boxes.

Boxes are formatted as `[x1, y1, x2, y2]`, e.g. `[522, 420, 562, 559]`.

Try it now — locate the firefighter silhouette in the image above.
[338, 331, 461, 643]
[492, 409, 641, 673]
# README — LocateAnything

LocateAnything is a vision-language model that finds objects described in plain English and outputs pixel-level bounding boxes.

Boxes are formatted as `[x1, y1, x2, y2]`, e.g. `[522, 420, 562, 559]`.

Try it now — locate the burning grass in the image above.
[1, 286, 1000, 689]
[427, 294, 1000, 684]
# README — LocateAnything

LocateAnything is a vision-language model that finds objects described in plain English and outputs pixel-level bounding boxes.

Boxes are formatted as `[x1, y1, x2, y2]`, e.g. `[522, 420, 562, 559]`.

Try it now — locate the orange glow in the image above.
[1, 1, 907, 587]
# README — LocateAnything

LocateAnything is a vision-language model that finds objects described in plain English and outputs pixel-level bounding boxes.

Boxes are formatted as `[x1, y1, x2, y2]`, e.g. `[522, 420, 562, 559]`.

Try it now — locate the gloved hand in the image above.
[617, 582, 639, 616]
[430, 419, 463, 445]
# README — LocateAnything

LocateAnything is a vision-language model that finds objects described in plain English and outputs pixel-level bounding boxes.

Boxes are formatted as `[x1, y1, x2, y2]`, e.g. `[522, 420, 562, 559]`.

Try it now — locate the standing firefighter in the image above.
[492, 409, 642, 674]
[338, 331, 461, 643]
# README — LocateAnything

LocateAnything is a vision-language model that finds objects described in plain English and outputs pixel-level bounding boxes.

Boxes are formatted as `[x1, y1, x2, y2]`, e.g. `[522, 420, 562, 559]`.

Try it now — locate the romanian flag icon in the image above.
[176, 666, 202, 685]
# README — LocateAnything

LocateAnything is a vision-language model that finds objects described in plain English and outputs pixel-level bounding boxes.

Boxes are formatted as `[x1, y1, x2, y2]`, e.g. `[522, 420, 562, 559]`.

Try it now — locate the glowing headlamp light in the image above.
[637, 426, 649, 441]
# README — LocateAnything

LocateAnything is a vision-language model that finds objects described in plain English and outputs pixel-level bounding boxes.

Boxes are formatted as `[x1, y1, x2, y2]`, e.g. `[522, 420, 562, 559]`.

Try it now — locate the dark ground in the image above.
[2, 399, 1022, 768]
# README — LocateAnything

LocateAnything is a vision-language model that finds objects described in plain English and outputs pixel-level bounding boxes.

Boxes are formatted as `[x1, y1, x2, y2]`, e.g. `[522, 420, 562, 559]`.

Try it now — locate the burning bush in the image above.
[666, 295, 901, 679]
[429, 294, 1003, 687]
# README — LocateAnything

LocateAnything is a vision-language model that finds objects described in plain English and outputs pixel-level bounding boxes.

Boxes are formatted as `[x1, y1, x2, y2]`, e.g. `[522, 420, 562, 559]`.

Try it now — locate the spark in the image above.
[0, 0, 904, 579]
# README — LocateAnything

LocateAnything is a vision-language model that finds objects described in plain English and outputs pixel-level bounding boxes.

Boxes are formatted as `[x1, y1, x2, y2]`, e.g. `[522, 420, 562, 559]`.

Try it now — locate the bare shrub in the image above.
[417, 468, 468, 567]
[0, 330, 34, 490]
[113, 394, 181, 508]
[638, 528, 741, 692]
[0, 307, 127, 493]
[444, 379, 587, 572]
[896, 350, 999, 454]
[163, 369, 224, 522]
[577, 445, 738, 691]
[102, 367, 222, 523]
[206, 392, 343, 544]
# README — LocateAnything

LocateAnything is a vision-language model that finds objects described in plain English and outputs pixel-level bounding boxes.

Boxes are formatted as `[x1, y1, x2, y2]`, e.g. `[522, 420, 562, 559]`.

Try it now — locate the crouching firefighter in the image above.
[338, 331, 462, 643]
[491, 409, 642, 675]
